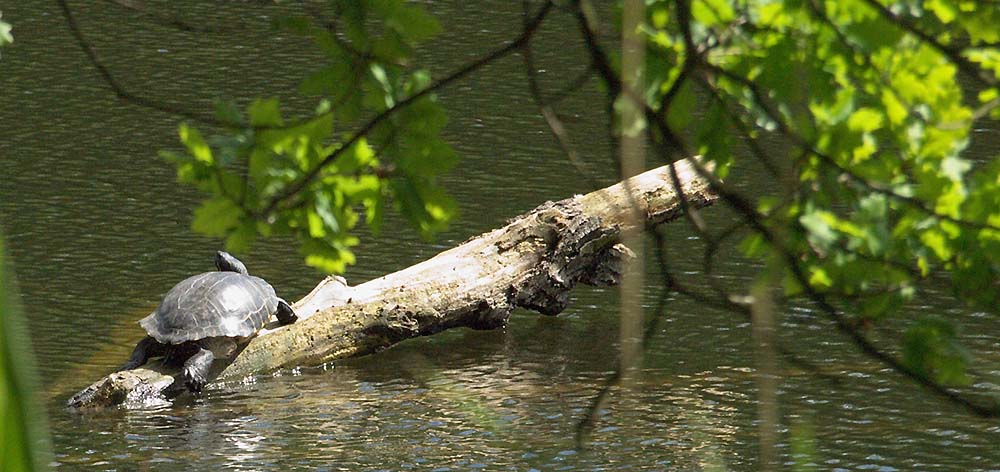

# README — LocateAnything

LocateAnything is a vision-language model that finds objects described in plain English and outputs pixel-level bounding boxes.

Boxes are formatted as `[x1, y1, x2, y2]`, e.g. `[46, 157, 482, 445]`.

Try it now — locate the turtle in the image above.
[118, 251, 298, 392]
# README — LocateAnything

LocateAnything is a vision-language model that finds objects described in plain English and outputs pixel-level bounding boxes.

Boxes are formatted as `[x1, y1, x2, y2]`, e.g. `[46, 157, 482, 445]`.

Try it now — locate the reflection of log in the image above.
[68, 158, 718, 409]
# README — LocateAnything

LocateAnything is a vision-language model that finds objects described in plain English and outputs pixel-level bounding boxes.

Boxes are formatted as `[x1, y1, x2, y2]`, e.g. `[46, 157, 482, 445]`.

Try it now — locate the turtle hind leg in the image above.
[118, 336, 165, 371]
[181, 347, 215, 393]
[276, 299, 298, 325]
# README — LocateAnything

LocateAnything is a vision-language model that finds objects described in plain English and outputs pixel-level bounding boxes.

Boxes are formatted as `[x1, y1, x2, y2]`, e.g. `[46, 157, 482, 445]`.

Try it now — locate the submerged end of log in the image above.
[68, 158, 718, 409]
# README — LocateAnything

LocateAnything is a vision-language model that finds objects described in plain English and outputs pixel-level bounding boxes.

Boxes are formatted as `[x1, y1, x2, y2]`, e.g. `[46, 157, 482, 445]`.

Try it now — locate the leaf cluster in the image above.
[164, 0, 456, 273]
[634, 0, 1000, 390]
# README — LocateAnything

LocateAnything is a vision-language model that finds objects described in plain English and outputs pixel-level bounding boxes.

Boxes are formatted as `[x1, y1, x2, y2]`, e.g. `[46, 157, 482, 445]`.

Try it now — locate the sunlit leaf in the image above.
[248, 98, 284, 127]
[0, 14, 12, 46]
[179, 123, 213, 163]
[224, 221, 257, 255]
[692, 0, 735, 26]
[192, 197, 243, 237]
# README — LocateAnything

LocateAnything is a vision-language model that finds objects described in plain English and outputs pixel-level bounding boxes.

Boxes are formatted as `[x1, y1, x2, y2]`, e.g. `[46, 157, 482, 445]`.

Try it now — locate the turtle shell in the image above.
[139, 271, 279, 344]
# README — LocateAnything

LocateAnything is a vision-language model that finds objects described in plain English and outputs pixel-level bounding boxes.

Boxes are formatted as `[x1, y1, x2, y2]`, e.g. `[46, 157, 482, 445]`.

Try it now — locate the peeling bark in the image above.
[68, 158, 717, 409]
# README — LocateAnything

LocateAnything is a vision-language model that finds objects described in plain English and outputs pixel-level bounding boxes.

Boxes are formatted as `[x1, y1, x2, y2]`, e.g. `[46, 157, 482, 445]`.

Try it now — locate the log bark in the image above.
[68, 158, 717, 409]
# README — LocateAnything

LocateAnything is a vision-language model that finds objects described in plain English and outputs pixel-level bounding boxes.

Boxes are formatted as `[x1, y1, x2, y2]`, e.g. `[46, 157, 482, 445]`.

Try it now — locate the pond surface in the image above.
[2, 1, 1000, 470]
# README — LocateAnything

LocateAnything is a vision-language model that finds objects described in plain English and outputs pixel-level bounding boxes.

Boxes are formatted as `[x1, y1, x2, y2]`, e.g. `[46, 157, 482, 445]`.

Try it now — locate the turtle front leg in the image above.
[181, 347, 215, 393]
[276, 299, 298, 325]
[118, 336, 165, 371]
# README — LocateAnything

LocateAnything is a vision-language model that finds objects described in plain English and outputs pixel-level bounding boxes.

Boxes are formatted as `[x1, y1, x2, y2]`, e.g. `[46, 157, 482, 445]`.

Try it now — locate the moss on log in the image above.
[68, 158, 717, 409]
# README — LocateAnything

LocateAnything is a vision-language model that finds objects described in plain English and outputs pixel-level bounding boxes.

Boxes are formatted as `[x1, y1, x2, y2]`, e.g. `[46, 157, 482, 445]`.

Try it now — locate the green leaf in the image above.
[0, 14, 12, 46]
[926, 0, 957, 24]
[300, 237, 357, 274]
[391, 176, 456, 239]
[665, 79, 696, 131]
[224, 221, 257, 254]
[692, 0, 735, 26]
[903, 317, 970, 386]
[397, 137, 458, 177]
[369, 63, 395, 108]
[404, 69, 433, 95]
[214, 99, 244, 126]
[313, 190, 342, 235]
[920, 225, 954, 261]
[306, 209, 326, 238]
[192, 197, 243, 237]
[179, 123, 213, 163]
[799, 210, 839, 251]
[300, 64, 352, 97]
[874, 90, 906, 128]
[807, 265, 833, 289]
[846, 108, 884, 133]
[400, 96, 447, 136]
[388, 5, 441, 43]
[333, 138, 376, 174]
[696, 101, 733, 179]
[248, 98, 283, 127]
[740, 233, 768, 258]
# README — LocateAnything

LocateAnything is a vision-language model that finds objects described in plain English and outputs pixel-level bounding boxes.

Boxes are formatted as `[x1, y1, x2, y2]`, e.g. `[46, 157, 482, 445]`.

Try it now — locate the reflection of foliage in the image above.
[1, 234, 51, 472]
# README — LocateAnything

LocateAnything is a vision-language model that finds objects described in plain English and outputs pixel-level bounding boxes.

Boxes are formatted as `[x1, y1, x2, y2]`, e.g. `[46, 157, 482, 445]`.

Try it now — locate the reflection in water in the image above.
[43, 310, 1000, 470]
[53, 332, 760, 470]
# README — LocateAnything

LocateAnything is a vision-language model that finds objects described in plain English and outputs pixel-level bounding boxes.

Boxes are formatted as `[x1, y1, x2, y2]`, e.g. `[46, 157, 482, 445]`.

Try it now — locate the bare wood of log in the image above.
[68, 158, 717, 409]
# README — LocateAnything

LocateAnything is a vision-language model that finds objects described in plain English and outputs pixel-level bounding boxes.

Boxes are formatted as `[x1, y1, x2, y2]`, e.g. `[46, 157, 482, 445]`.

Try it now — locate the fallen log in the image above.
[68, 158, 717, 408]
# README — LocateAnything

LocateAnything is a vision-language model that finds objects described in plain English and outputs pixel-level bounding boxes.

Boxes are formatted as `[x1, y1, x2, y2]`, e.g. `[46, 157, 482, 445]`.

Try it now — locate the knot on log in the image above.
[579, 243, 635, 286]
[362, 305, 427, 343]
[512, 200, 634, 316]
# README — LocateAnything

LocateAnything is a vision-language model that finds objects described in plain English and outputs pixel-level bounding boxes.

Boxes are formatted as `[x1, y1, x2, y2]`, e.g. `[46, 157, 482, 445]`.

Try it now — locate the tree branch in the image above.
[705, 61, 1000, 232]
[259, 0, 557, 216]
[56, 0, 234, 127]
[858, 0, 996, 87]
[520, 2, 598, 188]
[570, 0, 1000, 418]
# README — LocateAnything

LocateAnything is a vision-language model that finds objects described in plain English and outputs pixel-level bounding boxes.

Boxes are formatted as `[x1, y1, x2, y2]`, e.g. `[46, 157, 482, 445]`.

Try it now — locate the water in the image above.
[2, 1, 1000, 470]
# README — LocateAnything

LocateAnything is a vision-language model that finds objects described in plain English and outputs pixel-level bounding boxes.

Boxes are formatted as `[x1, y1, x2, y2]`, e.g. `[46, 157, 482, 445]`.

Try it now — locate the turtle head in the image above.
[215, 251, 249, 275]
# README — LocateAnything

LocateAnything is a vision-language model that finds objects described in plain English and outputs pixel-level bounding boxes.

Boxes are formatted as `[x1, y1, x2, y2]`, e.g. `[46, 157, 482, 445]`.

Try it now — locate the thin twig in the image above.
[57, 0, 235, 127]
[520, 1, 599, 188]
[103, 0, 247, 33]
